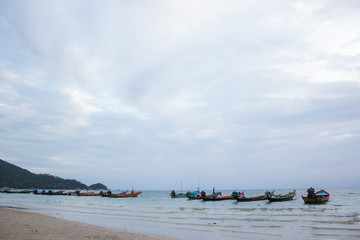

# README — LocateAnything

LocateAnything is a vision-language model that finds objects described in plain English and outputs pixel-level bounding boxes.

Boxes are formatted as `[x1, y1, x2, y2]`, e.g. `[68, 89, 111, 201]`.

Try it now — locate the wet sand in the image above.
[0, 207, 175, 240]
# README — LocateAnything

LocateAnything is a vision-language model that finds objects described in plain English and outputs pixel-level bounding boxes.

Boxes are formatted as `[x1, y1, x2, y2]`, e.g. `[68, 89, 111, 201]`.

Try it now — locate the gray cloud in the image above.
[0, 0, 359, 189]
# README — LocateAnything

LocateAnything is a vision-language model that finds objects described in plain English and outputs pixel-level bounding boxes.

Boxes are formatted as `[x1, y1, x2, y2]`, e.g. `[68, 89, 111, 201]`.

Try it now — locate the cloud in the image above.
[63, 88, 100, 115]
[0, 0, 359, 189]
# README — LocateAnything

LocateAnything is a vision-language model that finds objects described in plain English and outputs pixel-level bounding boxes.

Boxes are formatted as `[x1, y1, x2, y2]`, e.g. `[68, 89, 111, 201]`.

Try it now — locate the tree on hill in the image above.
[0, 159, 94, 189]
[89, 183, 108, 190]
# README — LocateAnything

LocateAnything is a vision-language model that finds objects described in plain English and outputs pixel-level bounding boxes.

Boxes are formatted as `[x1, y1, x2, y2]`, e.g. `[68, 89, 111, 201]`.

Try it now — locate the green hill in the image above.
[89, 183, 108, 190]
[0, 159, 106, 190]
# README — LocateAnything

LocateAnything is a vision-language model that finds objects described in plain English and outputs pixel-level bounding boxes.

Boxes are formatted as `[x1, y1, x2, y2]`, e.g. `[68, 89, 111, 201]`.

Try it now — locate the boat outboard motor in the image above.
[170, 190, 176, 198]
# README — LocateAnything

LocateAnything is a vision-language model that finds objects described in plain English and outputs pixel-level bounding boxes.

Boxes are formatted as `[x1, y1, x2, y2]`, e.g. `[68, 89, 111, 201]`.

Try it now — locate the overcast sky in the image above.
[0, 0, 359, 190]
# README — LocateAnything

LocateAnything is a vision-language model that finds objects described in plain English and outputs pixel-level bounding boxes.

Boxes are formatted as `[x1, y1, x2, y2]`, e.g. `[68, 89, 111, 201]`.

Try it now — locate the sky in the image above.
[0, 0, 359, 190]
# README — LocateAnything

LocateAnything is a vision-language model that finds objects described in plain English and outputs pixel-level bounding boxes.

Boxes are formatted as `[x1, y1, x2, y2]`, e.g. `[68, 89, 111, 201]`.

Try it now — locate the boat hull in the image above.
[267, 190, 296, 202]
[4, 190, 32, 194]
[235, 195, 267, 202]
[110, 191, 142, 198]
[33, 190, 64, 195]
[302, 190, 330, 204]
[268, 195, 295, 202]
[202, 196, 234, 201]
[302, 196, 328, 204]
[233, 191, 274, 202]
[77, 193, 101, 196]
[171, 193, 187, 198]
[187, 192, 221, 200]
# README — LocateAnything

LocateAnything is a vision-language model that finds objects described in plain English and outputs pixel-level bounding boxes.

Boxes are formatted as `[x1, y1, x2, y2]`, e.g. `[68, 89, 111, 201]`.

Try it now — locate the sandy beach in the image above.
[0, 207, 175, 240]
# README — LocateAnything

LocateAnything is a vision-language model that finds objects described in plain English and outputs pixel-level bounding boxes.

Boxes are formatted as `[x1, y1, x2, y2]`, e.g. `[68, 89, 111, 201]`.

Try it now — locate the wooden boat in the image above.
[102, 190, 127, 197]
[201, 195, 234, 201]
[170, 190, 187, 198]
[110, 190, 142, 198]
[185, 190, 200, 199]
[187, 191, 221, 200]
[233, 191, 273, 202]
[33, 190, 44, 195]
[61, 191, 79, 196]
[171, 183, 187, 198]
[302, 190, 330, 204]
[4, 189, 32, 194]
[267, 190, 296, 202]
[33, 190, 64, 195]
[77, 192, 102, 196]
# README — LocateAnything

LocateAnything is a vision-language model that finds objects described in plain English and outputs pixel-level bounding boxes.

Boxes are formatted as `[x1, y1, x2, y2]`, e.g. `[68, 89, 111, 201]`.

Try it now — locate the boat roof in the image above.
[316, 190, 329, 195]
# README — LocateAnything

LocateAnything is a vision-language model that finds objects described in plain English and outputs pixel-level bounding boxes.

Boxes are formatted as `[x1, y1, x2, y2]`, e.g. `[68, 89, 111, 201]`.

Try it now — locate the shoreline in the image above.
[0, 207, 176, 240]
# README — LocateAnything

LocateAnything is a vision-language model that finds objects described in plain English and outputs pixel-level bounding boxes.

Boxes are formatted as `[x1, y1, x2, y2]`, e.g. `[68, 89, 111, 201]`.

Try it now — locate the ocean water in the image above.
[1, 188, 360, 239]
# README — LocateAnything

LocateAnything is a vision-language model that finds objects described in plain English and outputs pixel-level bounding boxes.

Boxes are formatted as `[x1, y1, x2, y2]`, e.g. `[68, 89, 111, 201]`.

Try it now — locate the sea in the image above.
[1, 188, 360, 239]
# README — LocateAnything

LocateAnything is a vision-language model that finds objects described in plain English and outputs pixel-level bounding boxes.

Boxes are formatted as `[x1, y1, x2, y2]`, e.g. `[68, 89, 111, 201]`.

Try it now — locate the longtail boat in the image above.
[102, 190, 127, 197]
[170, 190, 187, 198]
[267, 190, 296, 202]
[234, 191, 273, 202]
[302, 190, 330, 204]
[33, 189, 64, 195]
[4, 189, 32, 194]
[187, 191, 221, 200]
[63, 191, 77, 196]
[185, 190, 200, 199]
[201, 195, 234, 201]
[77, 192, 102, 196]
[110, 190, 142, 198]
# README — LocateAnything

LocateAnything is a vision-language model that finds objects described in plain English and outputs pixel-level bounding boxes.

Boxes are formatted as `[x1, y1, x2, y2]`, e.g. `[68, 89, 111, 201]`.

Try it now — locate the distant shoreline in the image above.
[0, 207, 175, 240]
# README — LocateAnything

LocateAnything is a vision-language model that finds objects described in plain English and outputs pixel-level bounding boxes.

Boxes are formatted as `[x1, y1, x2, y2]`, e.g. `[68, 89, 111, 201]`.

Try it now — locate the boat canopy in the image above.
[316, 191, 329, 196]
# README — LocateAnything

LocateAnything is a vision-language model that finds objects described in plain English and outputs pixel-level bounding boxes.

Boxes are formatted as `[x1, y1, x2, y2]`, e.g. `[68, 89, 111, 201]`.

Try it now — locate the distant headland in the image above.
[0, 159, 107, 190]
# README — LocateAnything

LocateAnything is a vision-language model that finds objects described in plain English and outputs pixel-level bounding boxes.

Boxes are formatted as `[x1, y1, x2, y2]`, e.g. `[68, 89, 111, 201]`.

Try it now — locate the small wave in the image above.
[243, 218, 268, 222]
[174, 226, 215, 233]
[217, 228, 282, 237]
[345, 213, 359, 218]
[251, 225, 282, 229]
[307, 219, 360, 225]
[228, 208, 257, 212]
[168, 216, 188, 220]
[1, 205, 27, 210]
[174, 225, 282, 237]
[346, 192, 359, 195]
[344, 219, 360, 224]
[191, 207, 209, 211]
[307, 226, 360, 232]
[312, 233, 360, 238]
